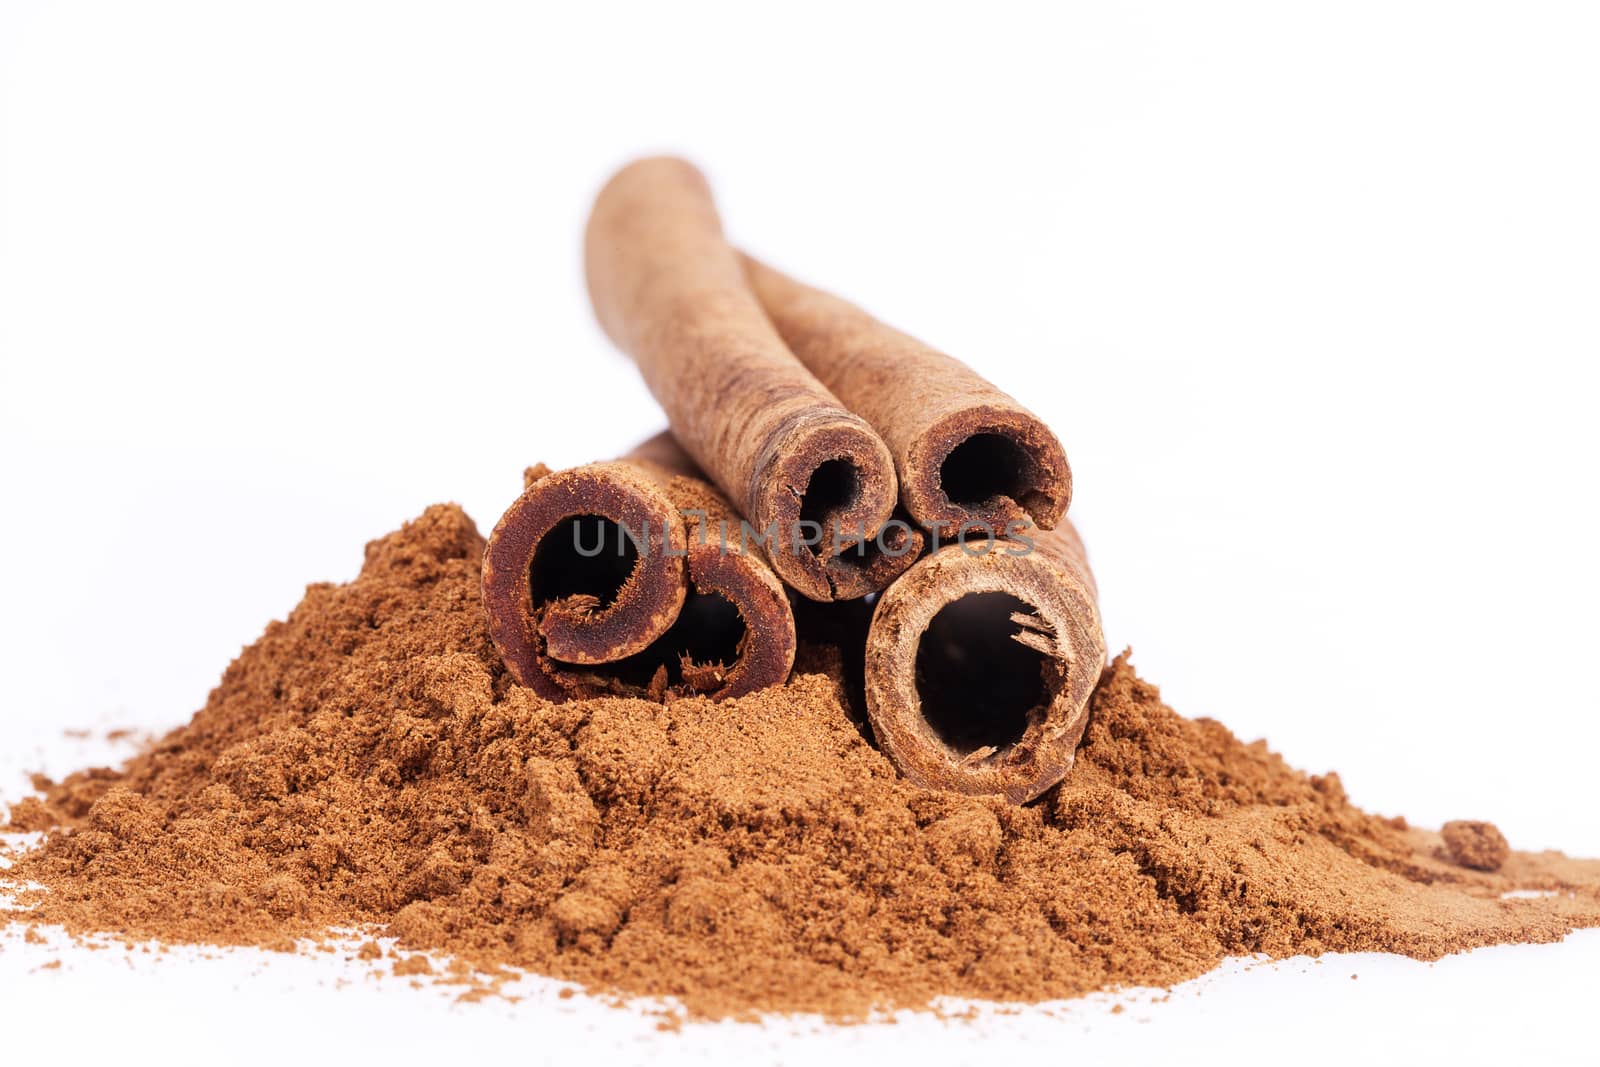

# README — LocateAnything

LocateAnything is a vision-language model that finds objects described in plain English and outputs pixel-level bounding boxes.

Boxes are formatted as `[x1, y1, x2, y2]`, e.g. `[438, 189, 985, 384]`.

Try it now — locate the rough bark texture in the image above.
[743, 255, 1071, 540]
[864, 522, 1105, 803]
[481, 435, 795, 702]
[585, 158, 917, 600]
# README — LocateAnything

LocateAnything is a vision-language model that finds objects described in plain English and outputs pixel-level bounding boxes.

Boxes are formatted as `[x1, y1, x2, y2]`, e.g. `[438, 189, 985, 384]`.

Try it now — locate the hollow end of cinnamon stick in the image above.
[748, 415, 922, 600]
[678, 537, 796, 699]
[481, 458, 796, 702]
[739, 254, 1072, 541]
[904, 406, 1071, 541]
[863, 526, 1105, 803]
[483, 463, 687, 671]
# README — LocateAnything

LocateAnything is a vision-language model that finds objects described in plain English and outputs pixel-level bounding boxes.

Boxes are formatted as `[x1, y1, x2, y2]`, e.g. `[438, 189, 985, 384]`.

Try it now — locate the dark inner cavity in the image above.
[602, 590, 747, 692]
[914, 592, 1051, 756]
[939, 432, 1044, 517]
[799, 458, 862, 538]
[528, 515, 641, 609]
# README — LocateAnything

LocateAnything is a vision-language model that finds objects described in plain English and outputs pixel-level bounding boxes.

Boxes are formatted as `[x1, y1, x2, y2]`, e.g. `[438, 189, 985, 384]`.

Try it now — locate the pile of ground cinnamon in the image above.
[5, 505, 1598, 1018]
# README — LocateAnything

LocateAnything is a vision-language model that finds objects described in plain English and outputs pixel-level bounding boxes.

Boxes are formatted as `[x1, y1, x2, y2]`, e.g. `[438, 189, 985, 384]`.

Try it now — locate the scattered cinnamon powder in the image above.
[4, 504, 1598, 1019]
[394, 954, 434, 978]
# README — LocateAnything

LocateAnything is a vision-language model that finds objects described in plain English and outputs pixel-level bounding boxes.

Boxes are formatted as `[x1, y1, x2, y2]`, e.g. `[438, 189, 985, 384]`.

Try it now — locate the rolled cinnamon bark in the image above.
[742, 256, 1072, 541]
[481, 433, 797, 702]
[585, 157, 920, 601]
[863, 523, 1105, 803]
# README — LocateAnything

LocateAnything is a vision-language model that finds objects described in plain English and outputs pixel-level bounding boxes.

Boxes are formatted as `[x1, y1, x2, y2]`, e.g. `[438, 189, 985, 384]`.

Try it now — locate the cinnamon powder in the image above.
[5, 504, 1599, 1019]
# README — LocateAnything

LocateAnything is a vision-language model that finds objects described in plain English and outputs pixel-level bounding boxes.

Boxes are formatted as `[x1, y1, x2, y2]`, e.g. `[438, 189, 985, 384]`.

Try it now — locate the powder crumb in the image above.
[1441, 820, 1511, 872]
[5, 797, 57, 833]
[24, 927, 46, 945]
[2, 504, 1597, 1021]
[357, 941, 383, 961]
[38, 959, 62, 971]
[394, 955, 434, 978]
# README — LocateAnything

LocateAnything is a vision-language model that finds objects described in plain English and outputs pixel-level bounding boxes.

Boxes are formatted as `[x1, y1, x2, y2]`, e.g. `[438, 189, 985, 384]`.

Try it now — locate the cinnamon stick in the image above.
[742, 256, 1072, 540]
[481, 433, 796, 702]
[585, 157, 920, 601]
[863, 522, 1105, 802]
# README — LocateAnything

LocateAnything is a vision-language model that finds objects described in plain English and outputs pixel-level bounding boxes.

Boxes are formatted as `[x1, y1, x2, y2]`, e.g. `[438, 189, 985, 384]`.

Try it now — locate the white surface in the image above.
[2, 2, 1597, 1064]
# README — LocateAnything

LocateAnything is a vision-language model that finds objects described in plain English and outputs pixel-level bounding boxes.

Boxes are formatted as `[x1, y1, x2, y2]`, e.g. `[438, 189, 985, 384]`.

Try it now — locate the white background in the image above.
[2, 2, 1596, 1064]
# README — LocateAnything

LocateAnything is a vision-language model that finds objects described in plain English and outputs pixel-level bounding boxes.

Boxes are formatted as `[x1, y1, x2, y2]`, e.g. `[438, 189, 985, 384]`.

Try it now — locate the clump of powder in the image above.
[4, 504, 1599, 1019]
[1442, 820, 1511, 872]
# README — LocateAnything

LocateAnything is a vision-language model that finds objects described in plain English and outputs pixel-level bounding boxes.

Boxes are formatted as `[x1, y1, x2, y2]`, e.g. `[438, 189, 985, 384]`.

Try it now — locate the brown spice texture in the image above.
[481, 442, 795, 703]
[585, 157, 916, 601]
[5, 504, 1599, 1019]
[1441, 820, 1512, 872]
[742, 254, 1072, 540]
[863, 524, 1105, 803]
